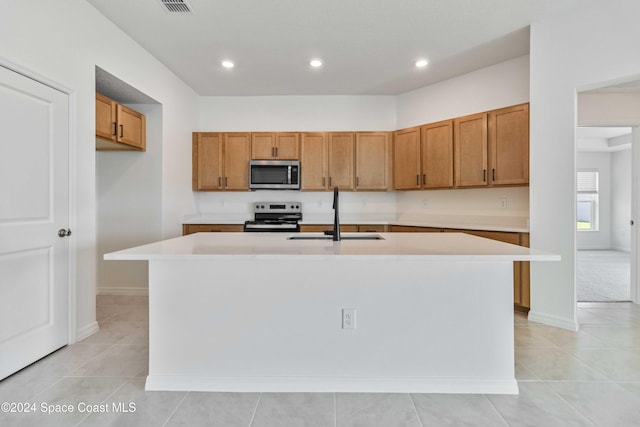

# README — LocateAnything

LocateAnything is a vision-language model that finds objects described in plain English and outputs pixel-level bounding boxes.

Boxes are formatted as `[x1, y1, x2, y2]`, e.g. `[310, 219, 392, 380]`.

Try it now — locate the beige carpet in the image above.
[577, 250, 631, 301]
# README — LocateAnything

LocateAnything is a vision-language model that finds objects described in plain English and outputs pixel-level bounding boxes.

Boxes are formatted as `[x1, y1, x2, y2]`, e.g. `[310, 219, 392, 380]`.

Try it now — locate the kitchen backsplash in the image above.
[193, 186, 529, 225]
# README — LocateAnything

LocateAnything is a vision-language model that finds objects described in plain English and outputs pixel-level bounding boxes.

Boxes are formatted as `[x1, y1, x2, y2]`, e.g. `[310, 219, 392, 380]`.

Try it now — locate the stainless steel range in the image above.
[243, 202, 302, 232]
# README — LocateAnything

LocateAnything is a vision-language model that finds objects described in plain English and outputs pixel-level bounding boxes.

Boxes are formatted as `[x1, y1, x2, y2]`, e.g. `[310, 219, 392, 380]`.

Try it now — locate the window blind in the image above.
[577, 171, 598, 194]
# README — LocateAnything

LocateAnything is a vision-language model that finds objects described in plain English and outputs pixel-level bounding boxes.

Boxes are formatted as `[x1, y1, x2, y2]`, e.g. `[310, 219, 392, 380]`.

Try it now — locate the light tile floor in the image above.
[1, 296, 639, 426]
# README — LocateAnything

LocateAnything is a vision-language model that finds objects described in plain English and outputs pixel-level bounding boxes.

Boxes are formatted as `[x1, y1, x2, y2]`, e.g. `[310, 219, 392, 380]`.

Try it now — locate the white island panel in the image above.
[146, 257, 516, 393]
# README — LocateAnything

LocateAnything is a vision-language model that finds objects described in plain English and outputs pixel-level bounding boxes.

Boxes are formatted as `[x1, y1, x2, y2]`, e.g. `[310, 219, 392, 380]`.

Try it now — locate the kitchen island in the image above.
[105, 232, 558, 394]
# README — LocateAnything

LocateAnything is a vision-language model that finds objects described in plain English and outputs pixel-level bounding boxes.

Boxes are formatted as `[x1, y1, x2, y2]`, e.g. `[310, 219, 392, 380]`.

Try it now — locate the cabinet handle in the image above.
[272, 147, 275, 157]
[356, 176, 359, 187]
[329, 177, 332, 187]
[422, 174, 426, 185]
[218, 177, 221, 187]
[492, 168, 496, 181]
[275, 147, 278, 157]
[322, 177, 326, 187]
[483, 169, 487, 182]
[416, 175, 419, 185]
[112, 122, 117, 136]
[119, 124, 124, 138]
[225, 177, 228, 187]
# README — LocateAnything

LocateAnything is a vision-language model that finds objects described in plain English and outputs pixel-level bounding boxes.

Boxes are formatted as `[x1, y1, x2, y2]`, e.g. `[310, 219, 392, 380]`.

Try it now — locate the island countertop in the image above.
[105, 232, 559, 262]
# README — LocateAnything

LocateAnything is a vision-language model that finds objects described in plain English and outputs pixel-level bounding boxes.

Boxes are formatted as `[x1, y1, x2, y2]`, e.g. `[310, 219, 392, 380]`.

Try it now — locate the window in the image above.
[577, 170, 598, 231]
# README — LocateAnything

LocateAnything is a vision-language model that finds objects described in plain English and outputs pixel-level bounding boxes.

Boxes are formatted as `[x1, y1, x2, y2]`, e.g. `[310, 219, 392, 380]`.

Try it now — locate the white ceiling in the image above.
[576, 127, 633, 152]
[86, 0, 584, 96]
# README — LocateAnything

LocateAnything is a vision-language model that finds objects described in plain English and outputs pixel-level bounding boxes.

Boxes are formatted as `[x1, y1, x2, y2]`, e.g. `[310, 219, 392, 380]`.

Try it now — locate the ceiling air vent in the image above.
[159, 0, 193, 13]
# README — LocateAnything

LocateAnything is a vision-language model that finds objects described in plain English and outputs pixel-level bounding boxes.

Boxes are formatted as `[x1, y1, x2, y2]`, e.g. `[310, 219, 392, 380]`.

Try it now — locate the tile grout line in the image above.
[482, 394, 510, 427]
[541, 381, 599, 427]
[407, 393, 425, 427]
[333, 392, 337, 427]
[160, 390, 190, 427]
[247, 393, 262, 427]
[73, 377, 129, 427]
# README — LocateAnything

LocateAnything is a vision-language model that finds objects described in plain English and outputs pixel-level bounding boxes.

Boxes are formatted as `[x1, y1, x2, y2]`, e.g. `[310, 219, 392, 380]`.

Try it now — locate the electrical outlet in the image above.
[317, 200, 322, 208]
[362, 199, 368, 208]
[422, 199, 429, 209]
[499, 198, 507, 209]
[342, 308, 356, 329]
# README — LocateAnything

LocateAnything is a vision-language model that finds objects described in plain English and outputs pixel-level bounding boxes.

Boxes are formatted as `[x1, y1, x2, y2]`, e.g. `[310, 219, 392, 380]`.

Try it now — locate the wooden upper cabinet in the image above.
[192, 132, 249, 191]
[300, 133, 328, 190]
[95, 93, 146, 151]
[192, 133, 223, 191]
[421, 120, 453, 189]
[251, 133, 276, 159]
[355, 132, 389, 191]
[250, 132, 300, 160]
[275, 133, 300, 159]
[393, 127, 421, 190]
[223, 133, 250, 190]
[116, 104, 146, 150]
[328, 132, 355, 190]
[454, 112, 488, 188]
[96, 93, 116, 140]
[489, 103, 529, 186]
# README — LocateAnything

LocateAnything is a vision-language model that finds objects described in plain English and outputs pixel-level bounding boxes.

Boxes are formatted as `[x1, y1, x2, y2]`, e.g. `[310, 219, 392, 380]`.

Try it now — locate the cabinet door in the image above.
[519, 233, 530, 308]
[421, 120, 453, 189]
[299, 225, 358, 232]
[489, 103, 529, 185]
[454, 113, 488, 187]
[328, 132, 355, 190]
[95, 93, 116, 141]
[192, 133, 223, 191]
[393, 127, 421, 190]
[301, 133, 328, 190]
[223, 133, 250, 190]
[251, 133, 276, 159]
[183, 224, 244, 235]
[355, 132, 389, 191]
[116, 104, 146, 150]
[275, 133, 300, 159]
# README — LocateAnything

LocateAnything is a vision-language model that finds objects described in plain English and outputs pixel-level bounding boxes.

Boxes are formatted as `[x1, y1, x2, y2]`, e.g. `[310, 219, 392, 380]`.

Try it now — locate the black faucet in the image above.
[332, 186, 341, 241]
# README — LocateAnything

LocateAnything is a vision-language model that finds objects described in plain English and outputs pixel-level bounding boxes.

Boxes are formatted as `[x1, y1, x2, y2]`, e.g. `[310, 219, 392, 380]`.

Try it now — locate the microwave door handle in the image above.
[287, 165, 292, 184]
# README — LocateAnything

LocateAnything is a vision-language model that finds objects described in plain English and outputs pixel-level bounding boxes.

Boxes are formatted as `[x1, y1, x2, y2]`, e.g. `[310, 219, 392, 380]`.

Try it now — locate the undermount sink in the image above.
[287, 233, 385, 241]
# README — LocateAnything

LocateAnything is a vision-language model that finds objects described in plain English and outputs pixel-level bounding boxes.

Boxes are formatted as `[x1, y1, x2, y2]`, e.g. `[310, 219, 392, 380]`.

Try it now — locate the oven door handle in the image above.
[287, 165, 292, 184]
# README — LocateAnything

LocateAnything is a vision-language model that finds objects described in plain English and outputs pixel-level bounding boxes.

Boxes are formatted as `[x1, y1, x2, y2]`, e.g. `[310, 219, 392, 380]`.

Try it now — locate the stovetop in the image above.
[244, 202, 302, 232]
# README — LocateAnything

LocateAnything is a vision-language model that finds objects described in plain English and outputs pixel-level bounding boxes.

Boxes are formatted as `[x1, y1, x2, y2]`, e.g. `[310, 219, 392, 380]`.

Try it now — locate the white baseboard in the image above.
[97, 286, 148, 296]
[528, 310, 578, 331]
[76, 321, 99, 342]
[145, 375, 519, 395]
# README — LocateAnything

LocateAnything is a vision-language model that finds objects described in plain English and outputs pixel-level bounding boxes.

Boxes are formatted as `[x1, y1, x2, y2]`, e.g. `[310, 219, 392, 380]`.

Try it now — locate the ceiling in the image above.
[576, 127, 633, 152]
[86, 0, 584, 96]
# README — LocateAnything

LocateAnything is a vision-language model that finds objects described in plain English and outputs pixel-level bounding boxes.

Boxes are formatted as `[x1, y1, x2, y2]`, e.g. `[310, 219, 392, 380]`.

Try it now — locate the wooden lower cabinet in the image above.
[357, 224, 387, 233]
[183, 224, 244, 235]
[388, 225, 444, 233]
[299, 224, 358, 233]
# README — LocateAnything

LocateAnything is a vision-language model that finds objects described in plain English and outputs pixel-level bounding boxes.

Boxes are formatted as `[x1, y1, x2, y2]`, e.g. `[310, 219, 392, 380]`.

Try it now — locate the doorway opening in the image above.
[575, 126, 632, 302]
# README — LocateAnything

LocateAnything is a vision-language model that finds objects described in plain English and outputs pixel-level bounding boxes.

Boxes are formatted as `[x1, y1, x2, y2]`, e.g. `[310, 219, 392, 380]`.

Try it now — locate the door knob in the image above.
[58, 228, 72, 238]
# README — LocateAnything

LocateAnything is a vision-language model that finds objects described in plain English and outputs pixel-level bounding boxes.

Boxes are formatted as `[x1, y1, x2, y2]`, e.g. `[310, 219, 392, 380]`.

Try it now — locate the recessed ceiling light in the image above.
[310, 59, 323, 68]
[415, 59, 429, 68]
[222, 60, 234, 69]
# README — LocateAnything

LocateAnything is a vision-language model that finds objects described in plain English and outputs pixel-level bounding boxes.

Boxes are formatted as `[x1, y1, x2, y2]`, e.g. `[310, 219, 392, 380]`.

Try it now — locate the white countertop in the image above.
[105, 232, 558, 261]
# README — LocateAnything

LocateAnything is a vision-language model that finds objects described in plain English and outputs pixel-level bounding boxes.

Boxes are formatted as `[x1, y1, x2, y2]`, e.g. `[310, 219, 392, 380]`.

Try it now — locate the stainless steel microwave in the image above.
[249, 160, 300, 190]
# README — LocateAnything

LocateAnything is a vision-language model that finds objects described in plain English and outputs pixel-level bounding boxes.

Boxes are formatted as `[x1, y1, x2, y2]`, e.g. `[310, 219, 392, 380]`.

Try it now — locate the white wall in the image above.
[0, 0, 198, 340]
[199, 96, 396, 131]
[530, 0, 640, 329]
[612, 146, 632, 251]
[576, 152, 612, 250]
[97, 104, 163, 294]
[396, 55, 530, 129]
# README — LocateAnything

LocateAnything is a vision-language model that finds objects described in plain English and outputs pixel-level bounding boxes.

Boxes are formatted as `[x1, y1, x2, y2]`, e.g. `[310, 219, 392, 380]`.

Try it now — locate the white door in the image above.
[0, 65, 69, 380]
